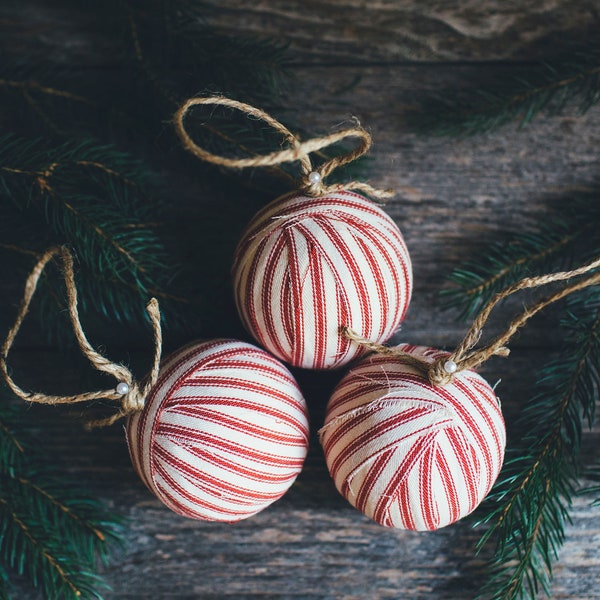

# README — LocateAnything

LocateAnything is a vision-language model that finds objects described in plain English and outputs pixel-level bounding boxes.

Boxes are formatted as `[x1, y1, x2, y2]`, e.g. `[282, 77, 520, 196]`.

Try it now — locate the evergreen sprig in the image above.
[0, 134, 193, 339]
[476, 294, 600, 599]
[0, 1, 363, 199]
[446, 189, 600, 598]
[0, 0, 307, 343]
[443, 192, 600, 320]
[414, 43, 600, 136]
[0, 402, 123, 599]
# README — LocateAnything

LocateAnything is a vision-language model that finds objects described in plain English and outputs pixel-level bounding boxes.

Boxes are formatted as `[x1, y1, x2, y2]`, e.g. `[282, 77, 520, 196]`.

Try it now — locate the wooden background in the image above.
[3, 1, 600, 598]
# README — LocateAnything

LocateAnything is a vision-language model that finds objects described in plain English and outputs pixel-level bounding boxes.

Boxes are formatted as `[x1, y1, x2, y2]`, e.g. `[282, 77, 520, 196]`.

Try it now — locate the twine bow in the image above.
[173, 95, 394, 200]
[0, 246, 162, 428]
[343, 255, 600, 386]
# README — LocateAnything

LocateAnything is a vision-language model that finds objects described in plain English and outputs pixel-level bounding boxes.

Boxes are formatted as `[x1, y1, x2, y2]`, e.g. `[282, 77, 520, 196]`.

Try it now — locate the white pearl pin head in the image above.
[116, 382, 130, 395]
[443, 360, 458, 374]
[307, 171, 321, 185]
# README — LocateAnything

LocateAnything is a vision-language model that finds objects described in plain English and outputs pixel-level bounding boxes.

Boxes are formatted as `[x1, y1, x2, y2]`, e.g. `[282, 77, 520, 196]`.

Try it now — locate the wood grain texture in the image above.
[200, 0, 600, 62]
[2, 2, 600, 598]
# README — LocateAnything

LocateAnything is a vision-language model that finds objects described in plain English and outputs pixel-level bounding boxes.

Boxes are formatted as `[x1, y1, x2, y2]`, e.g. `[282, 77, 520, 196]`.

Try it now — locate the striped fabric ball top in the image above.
[232, 190, 412, 370]
[320, 344, 506, 531]
[126, 339, 310, 522]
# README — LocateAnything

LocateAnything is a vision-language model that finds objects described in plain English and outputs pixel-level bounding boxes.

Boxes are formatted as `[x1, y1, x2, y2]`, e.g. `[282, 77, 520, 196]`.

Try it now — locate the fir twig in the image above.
[445, 190, 600, 599]
[443, 192, 600, 320]
[0, 1, 303, 340]
[0, 134, 194, 336]
[476, 294, 600, 599]
[0, 403, 123, 599]
[0, 79, 92, 106]
[0, 0, 364, 195]
[0, 0, 292, 157]
[414, 43, 600, 136]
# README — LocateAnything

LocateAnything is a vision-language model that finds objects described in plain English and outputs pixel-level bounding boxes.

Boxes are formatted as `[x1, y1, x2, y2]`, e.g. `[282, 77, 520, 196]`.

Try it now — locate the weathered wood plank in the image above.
[1, 2, 600, 599]
[278, 64, 600, 350]
[2, 0, 600, 66]
[199, 0, 600, 62]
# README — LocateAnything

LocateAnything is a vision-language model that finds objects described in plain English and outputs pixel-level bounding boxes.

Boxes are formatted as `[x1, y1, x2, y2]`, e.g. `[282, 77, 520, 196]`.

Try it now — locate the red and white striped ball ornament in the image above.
[319, 344, 506, 531]
[232, 190, 412, 370]
[126, 339, 309, 522]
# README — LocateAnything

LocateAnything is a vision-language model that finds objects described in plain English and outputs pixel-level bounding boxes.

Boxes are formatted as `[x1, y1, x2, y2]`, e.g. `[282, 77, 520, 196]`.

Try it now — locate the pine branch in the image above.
[0, 493, 109, 600]
[0, 60, 119, 143]
[414, 43, 600, 136]
[0, 402, 123, 599]
[0, 134, 197, 337]
[444, 191, 600, 598]
[0, 3, 304, 343]
[0, 1, 364, 195]
[475, 293, 600, 599]
[443, 222, 583, 320]
[15, 476, 109, 552]
[443, 191, 600, 320]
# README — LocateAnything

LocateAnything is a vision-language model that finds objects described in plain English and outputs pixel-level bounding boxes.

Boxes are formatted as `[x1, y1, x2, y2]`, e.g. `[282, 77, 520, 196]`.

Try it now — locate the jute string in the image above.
[173, 96, 394, 200]
[0, 246, 162, 428]
[343, 255, 600, 386]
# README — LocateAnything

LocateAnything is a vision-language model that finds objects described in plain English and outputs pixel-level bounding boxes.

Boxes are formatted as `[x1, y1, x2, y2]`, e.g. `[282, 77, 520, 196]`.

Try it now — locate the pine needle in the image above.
[443, 192, 600, 320]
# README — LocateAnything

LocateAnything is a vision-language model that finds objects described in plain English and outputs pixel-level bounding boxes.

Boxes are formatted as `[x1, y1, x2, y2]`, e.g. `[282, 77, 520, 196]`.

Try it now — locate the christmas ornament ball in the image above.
[126, 339, 310, 522]
[319, 344, 506, 531]
[231, 190, 412, 370]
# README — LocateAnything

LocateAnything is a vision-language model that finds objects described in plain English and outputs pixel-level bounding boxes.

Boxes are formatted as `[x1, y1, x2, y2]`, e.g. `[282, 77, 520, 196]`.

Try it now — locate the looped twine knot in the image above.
[339, 326, 477, 387]
[0, 247, 163, 429]
[173, 95, 394, 201]
[119, 383, 146, 413]
[426, 345, 510, 386]
[338, 325, 456, 386]
[93, 378, 147, 430]
[427, 358, 457, 387]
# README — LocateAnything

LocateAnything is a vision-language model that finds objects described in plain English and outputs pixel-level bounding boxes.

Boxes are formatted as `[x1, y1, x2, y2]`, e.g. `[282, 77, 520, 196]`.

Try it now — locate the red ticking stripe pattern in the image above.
[231, 191, 412, 369]
[126, 339, 310, 522]
[319, 344, 506, 531]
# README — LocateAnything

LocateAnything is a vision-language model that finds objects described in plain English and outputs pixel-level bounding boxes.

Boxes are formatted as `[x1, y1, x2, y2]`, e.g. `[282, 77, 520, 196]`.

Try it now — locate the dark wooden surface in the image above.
[3, 2, 600, 599]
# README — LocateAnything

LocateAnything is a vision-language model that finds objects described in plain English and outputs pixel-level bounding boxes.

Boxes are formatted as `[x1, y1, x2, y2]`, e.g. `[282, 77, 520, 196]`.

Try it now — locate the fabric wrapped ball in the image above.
[231, 190, 412, 370]
[319, 344, 506, 531]
[126, 339, 310, 522]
